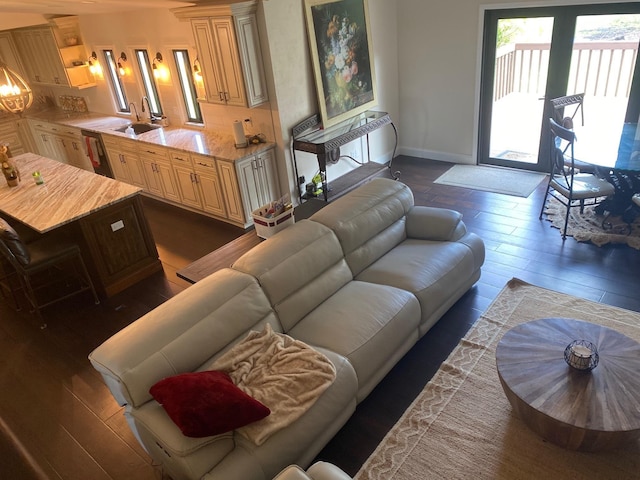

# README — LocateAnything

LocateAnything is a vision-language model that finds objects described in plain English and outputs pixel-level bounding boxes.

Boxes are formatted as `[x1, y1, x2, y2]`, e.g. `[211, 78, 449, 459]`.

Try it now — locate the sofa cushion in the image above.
[309, 178, 414, 276]
[89, 268, 282, 408]
[356, 236, 483, 334]
[132, 347, 358, 480]
[232, 220, 353, 332]
[288, 280, 421, 401]
[150, 370, 270, 438]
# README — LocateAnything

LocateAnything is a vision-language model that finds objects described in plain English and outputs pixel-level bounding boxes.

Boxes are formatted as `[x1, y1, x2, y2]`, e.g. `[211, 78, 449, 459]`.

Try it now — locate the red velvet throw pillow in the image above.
[149, 370, 270, 438]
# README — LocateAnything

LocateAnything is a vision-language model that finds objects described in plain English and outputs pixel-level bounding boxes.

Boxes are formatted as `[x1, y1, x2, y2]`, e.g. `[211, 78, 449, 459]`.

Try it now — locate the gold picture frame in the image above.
[304, 0, 378, 127]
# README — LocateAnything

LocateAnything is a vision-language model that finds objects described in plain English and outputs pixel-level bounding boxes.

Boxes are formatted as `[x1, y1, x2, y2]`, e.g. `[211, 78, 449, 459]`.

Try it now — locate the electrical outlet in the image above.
[298, 175, 305, 185]
[244, 117, 253, 127]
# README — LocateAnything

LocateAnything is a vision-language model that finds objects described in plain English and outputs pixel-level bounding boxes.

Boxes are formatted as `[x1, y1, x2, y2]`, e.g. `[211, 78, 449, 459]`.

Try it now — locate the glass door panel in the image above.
[567, 14, 640, 169]
[489, 17, 554, 166]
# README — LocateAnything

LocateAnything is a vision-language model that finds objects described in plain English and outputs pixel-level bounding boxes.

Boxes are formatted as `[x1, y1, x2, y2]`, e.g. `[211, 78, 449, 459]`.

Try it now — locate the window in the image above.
[173, 49, 203, 124]
[103, 50, 129, 113]
[134, 49, 163, 116]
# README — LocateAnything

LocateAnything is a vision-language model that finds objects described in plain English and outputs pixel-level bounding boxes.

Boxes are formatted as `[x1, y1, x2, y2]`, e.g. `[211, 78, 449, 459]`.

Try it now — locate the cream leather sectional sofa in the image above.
[89, 178, 485, 480]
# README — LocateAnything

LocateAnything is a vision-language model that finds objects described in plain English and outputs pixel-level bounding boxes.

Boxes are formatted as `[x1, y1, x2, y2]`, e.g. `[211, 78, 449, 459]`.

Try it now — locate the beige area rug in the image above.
[433, 164, 546, 197]
[544, 196, 640, 250]
[356, 278, 640, 480]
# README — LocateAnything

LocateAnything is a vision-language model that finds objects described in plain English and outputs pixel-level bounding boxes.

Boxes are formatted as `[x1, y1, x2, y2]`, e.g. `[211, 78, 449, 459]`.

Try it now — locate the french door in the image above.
[478, 3, 640, 172]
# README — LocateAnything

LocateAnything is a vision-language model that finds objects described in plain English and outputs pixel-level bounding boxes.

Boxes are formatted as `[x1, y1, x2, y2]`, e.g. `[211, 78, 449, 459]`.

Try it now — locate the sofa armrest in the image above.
[405, 206, 465, 241]
[307, 461, 353, 480]
[273, 462, 352, 480]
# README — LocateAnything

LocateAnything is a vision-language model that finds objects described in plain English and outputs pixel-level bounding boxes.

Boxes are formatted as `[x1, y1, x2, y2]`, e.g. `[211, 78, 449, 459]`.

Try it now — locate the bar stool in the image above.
[0, 218, 100, 329]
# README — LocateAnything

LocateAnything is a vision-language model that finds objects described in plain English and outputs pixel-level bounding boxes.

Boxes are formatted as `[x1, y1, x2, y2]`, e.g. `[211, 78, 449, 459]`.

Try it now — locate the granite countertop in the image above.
[0, 152, 142, 233]
[27, 109, 275, 162]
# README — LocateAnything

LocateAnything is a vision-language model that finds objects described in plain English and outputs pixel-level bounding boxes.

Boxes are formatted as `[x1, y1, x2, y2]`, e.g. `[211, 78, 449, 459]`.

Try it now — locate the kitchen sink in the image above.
[114, 123, 162, 135]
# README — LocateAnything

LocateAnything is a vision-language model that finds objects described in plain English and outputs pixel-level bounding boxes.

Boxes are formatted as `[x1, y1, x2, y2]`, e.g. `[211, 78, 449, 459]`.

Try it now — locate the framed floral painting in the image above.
[304, 0, 377, 127]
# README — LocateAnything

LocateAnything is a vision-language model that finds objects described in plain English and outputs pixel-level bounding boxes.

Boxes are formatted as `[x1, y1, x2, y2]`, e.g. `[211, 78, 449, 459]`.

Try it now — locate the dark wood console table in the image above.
[292, 110, 398, 202]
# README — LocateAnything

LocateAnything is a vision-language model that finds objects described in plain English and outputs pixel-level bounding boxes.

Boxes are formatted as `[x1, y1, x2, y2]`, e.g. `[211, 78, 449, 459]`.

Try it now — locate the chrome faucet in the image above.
[128, 102, 140, 122]
[141, 96, 153, 122]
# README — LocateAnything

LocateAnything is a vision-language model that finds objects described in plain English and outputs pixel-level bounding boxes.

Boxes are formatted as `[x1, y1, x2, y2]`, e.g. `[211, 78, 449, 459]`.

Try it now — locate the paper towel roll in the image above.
[233, 120, 247, 148]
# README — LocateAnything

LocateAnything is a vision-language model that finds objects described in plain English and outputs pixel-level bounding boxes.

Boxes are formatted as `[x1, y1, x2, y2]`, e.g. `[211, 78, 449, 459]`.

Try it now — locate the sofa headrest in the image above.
[89, 268, 280, 407]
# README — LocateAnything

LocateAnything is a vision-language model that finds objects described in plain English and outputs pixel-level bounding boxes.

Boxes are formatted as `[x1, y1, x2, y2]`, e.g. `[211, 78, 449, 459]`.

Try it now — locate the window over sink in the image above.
[102, 49, 129, 113]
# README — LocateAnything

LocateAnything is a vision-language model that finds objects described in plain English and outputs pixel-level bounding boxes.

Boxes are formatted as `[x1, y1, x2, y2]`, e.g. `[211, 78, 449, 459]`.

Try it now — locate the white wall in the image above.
[397, 0, 479, 164]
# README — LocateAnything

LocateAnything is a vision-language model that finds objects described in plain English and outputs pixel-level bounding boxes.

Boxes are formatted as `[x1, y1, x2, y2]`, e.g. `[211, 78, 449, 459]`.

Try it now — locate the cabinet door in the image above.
[17, 28, 68, 86]
[103, 142, 129, 183]
[122, 149, 146, 189]
[33, 129, 64, 162]
[12, 31, 39, 83]
[218, 160, 245, 223]
[65, 137, 93, 171]
[256, 149, 279, 206]
[211, 17, 246, 107]
[0, 117, 25, 157]
[235, 156, 262, 216]
[196, 169, 227, 217]
[141, 156, 163, 196]
[234, 13, 268, 107]
[35, 28, 68, 86]
[156, 160, 181, 203]
[191, 19, 225, 104]
[174, 164, 202, 209]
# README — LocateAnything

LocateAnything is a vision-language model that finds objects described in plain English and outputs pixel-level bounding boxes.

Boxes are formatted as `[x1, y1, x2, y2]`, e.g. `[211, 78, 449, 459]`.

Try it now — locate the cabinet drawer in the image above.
[170, 151, 193, 168]
[30, 121, 59, 134]
[192, 154, 217, 171]
[139, 145, 170, 161]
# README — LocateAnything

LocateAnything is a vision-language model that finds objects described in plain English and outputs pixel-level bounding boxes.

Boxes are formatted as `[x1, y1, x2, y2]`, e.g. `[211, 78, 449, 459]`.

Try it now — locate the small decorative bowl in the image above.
[564, 340, 599, 371]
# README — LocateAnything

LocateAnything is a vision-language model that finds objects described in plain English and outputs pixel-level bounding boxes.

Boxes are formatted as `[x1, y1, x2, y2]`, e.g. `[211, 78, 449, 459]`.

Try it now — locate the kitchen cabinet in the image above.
[30, 121, 66, 163]
[102, 137, 146, 189]
[172, 151, 227, 218]
[0, 117, 27, 158]
[238, 148, 279, 214]
[11, 16, 95, 89]
[139, 146, 181, 203]
[173, 0, 268, 108]
[29, 120, 93, 171]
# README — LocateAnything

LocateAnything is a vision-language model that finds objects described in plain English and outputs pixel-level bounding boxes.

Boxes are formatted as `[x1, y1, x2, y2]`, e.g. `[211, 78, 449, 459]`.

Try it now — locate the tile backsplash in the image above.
[59, 95, 88, 113]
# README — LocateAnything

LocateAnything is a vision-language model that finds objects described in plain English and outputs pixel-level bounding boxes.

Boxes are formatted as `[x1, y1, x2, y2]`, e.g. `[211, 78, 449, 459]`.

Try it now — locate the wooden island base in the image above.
[0, 153, 162, 298]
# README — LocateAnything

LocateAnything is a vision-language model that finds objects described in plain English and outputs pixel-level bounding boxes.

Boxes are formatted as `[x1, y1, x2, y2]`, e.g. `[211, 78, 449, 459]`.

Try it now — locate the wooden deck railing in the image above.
[494, 41, 639, 101]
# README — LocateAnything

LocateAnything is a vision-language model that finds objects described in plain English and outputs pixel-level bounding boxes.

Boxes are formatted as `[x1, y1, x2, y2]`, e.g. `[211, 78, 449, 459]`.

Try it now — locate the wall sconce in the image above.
[0, 61, 33, 114]
[193, 57, 203, 82]
[152, 52, 169, 81]
[118, 52, 127, 76]
[88, 51, 101, 75]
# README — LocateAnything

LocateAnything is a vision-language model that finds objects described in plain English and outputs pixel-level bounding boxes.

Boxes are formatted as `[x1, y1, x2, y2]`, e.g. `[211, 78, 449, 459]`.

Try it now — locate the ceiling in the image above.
[0, 0, 194, 16]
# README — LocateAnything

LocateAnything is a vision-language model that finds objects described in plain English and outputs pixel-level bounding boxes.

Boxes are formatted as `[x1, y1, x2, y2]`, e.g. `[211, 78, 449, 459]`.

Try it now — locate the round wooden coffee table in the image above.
[496, 317, 640, 451]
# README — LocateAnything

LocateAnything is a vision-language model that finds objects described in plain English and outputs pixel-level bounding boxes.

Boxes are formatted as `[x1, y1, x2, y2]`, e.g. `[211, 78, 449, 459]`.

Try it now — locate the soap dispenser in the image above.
[125, 125, 135, 136]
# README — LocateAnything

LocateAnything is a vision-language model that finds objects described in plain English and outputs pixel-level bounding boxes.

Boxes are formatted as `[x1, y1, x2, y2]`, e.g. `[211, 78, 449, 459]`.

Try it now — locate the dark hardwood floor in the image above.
[1, 155, 639, 479]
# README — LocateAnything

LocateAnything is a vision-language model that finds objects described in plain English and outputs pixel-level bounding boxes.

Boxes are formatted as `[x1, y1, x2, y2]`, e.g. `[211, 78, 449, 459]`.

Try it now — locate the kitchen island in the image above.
[0, 153, 162, 297]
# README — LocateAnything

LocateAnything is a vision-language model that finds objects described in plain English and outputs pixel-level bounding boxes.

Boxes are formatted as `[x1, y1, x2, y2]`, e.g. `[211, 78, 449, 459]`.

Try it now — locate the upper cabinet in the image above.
[173, 0, 268, 108]
[11, 16, 95, 89]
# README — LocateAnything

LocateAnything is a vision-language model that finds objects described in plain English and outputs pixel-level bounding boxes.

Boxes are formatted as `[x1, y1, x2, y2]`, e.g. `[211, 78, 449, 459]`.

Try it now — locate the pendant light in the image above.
[0, 62, 33, 114]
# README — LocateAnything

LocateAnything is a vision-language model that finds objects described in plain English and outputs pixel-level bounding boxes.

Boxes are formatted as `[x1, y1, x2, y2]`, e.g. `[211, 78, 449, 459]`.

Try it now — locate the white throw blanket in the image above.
[211, 324, 336, 445]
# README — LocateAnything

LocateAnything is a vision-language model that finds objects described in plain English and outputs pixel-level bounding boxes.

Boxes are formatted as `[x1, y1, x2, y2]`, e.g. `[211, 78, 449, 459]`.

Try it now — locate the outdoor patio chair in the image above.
[539, 118, 615, 239]
[550, 93, 585, 126]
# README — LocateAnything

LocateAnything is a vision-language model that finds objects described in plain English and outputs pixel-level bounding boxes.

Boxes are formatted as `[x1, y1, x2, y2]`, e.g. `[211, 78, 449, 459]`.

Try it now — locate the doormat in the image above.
[434, 164, 546, 197]
[543, 196, 640, 249]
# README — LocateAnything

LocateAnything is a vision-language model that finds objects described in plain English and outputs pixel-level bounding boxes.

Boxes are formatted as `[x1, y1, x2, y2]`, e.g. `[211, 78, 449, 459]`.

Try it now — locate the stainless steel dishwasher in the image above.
[80, 129, 114, 178]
